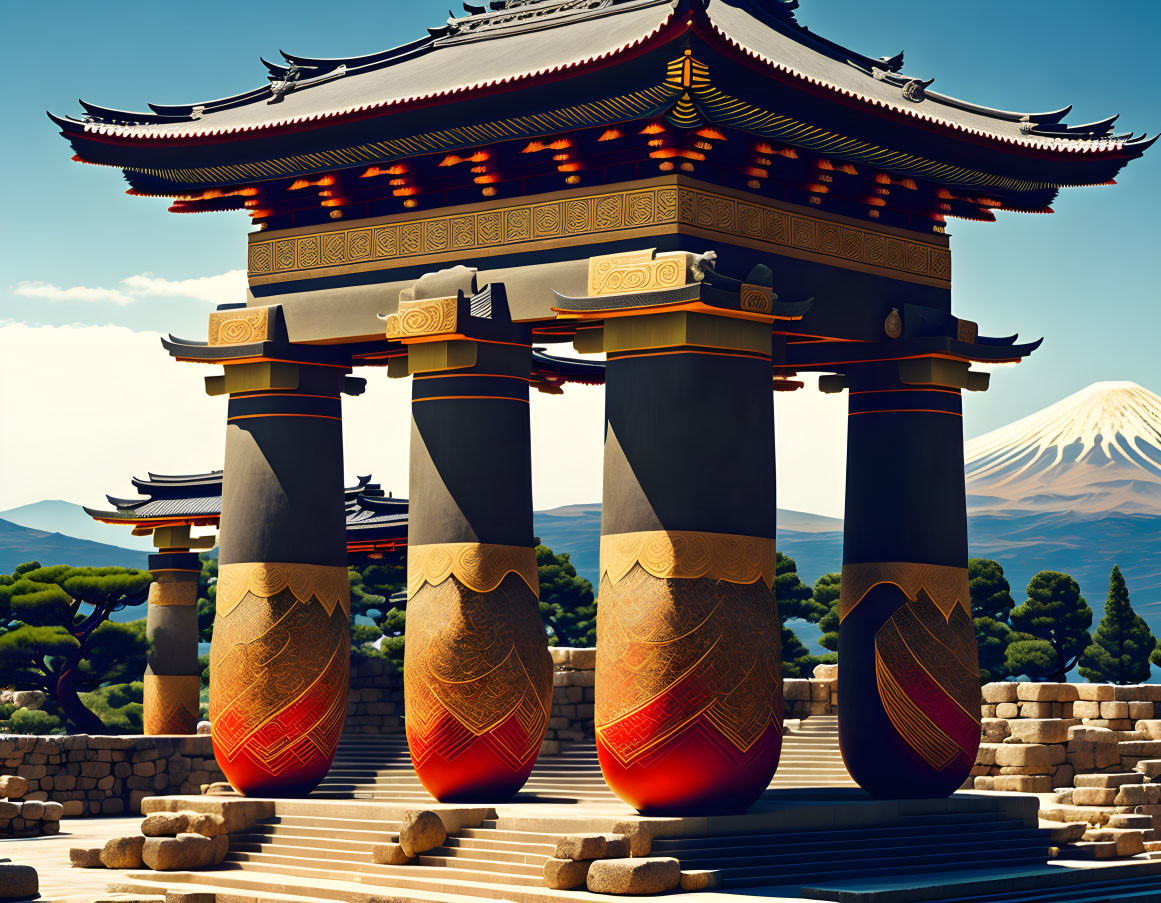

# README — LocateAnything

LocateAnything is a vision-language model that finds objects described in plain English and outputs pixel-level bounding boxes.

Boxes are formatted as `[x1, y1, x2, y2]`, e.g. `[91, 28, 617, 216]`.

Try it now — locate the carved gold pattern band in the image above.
[600, 530, 776, 590]
[407, 542, 539, 600]
[216, 562, 350, 618]
[143, 674, 201, 736]
[147, 579, 198, 607]
[839, 561, 970, 623]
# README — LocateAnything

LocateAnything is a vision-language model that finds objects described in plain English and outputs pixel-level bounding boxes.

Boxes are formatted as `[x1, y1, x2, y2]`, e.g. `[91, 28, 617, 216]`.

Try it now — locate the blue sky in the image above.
[0, 0, 1158, 514]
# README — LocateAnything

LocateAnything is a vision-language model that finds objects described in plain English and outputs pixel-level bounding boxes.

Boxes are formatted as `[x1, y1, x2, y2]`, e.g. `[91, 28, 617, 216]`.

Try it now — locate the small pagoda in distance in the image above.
[55, 0, 1151, 814]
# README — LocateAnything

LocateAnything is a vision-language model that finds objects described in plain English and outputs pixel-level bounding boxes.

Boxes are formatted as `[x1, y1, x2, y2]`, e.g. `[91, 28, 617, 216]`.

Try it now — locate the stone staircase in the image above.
[312, 715, 855, 801]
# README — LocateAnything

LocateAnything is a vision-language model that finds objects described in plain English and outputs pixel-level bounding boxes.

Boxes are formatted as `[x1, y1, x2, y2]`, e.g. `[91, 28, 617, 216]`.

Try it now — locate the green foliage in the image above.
[776, 553, 827, 623]
[976, 616, 1014, 683]
[1009, 571, 1093, 681]
[1005, 636, 1059, 681]
[969, 558, 1015, 622]
[198, 654, 210, 689]
[0, 561, 151, 732]
[969, 559, 1016, 683]
[536, 540, 596, 647]
[6, 707, 63, 735]
[1079, 565, 1155, 685]
[814, 573, 841, 652]
[347, 557, 406, 664]
[196, 554, 217, 642]
[80, 682, 143, 732]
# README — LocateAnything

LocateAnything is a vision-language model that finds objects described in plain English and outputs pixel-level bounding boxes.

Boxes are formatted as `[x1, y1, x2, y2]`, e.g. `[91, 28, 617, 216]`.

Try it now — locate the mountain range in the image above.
[3, 381, 1158, 635]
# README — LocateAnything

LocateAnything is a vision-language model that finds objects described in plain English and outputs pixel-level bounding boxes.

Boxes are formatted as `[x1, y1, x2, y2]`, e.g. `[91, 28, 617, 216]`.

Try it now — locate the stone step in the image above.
[226, 850, 546, 887]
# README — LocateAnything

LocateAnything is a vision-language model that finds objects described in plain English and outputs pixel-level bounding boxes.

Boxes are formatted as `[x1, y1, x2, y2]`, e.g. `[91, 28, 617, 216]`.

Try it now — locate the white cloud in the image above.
[11, 269, 247, 308]
[0, 323, 848, 519]
[12, 281, 132, 305]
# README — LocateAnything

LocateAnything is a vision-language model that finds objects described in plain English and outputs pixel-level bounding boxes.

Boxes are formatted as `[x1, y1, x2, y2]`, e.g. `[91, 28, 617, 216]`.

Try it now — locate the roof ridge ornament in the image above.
[267, 61, 347, 105]
[901, 77, 934, 103]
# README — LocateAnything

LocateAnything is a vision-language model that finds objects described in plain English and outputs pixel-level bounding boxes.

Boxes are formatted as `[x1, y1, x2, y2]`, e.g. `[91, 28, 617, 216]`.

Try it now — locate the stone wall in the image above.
[972, 682, 1161, 793]
[346, 656, 404, 734]
[0, 734, 224, 817]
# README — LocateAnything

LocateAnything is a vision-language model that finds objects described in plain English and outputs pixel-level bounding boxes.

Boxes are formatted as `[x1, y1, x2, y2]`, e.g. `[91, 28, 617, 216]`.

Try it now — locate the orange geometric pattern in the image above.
[210, 563, 350, 797]
[143, 674, 200, 735]
[839, 561, 970, 623]
[874, 590, 980, 772]
[404, 569, 552, 801]
[595, 557, 782, 813]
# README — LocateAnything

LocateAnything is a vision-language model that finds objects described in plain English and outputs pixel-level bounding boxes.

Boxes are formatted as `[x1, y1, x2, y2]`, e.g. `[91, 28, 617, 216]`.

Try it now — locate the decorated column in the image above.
[168, 305, 360, 797]
[556, 250, 810, 814]
[838, 359, 980, 798]
[143, 526, 213, 735]
[386, 268, 552, 802]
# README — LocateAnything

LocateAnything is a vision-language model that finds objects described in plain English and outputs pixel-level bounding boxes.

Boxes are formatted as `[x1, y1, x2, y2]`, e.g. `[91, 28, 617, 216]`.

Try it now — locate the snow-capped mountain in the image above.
[966, 381, 1161, 516]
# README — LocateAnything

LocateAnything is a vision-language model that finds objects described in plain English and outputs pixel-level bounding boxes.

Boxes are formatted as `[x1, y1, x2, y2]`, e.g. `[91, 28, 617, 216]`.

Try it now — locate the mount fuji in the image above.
[966, 381, 1161, 517]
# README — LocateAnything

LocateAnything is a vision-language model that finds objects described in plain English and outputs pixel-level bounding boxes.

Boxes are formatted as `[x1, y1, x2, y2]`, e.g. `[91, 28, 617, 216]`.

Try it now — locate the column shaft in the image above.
[143, 550, 201, 735]
[838, 361, 980, 798]
[210, 363, 351, 797]
[404, 339, 552, 802]
[596, 317, 782, 814]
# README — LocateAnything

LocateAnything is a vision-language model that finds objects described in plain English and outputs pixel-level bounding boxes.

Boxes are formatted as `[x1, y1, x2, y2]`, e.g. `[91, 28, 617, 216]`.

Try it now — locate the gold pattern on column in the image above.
[599, 530, 776, 590]
[215, 562, 351, 618]
[588, 249, 689, 296]
[407, 542, 539, 600]
[147, 577, 198, 607]
[383, 297, 459, 340]
[143, 674, 201, 736]
[839, 561, 970, 622]
[208, 307, 272, 346]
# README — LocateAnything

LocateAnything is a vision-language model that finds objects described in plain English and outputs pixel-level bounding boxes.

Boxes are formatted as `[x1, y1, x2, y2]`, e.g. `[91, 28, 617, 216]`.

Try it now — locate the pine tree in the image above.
[814, 572, 841, 653]
[1008, 571, 1093, 682]
[969, 558, 1016, 682]
[776, 553, 828, 623]
[1079, 565, 1155, 685]
[536, 540, 596, 648]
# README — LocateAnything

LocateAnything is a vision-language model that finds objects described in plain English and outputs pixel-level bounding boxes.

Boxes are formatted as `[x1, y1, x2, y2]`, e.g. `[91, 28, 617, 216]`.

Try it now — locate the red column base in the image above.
[597, 719, 782, 815]
[408, 710, 541, 802]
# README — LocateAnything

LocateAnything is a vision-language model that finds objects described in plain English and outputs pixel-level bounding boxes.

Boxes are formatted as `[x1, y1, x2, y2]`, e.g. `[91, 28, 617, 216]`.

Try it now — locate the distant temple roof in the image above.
[50, 0, 1153, 228]
[86, 474, 407, 557]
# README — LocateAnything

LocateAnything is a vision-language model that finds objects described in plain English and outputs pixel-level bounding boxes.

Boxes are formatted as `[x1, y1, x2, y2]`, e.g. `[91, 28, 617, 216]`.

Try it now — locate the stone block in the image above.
[1130, 702, 1154, 720]
[211, 833, 229, 865]
[976, 743, 999, 766]
[992, 775, 1053, 793]
[544, 858, 592, 889]
[1109, 814, 1154, 829]
[1008, 719, 1069, 744]
[1019, 703, 1054, 719]
[555, 834, 608, 861]
[1073, 701, 1101, 720]
[1018, 682, 1078, 702]
[101, 835, 146, 869]
[1135, 759, 1161, 778]
[1115, 784, 1161, 806]
[587, 858, 682, 895]
[783, 679, 811, 701]
[1083, 827, 1145, 857]
[1075, 773, 1146, 789]
[680, 870, 722, 891]
[983, 682, 1018, 703]
[1102, 701, 1130, 720]
[1137, 721, 1161, 741]
[981, 719, 1011, 742]
[1041, 821, 1087, 844]
[1073, 787, 1118, 806]
[549, 647, 571, 667]
[184, 812, 227, 837]
[142, 833, 215, 870]
[399, 810, 447, 857]
[994, 743, 1055, 771]
[141, 812, 190, 836]
[0, 776, 28, 800]
[1076, 684, 1115, 702]
[19, 801, 43, 820]
[812, 663, 838, 681]
[372, 842, 414, 865]
[0, 864, 37, 896]
[70, 847, 104, 868]
[1116, 685, 1161, 702]
[1064, 841, 1119, 859]
[569, 648, 596, 670]
[995, 703, 1018, 719]
[1121, 741, 1161, 757]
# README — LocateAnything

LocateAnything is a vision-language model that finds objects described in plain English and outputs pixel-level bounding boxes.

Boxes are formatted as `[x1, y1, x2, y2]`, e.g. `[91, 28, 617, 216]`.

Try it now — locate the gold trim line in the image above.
[839, 561, 969, 623]
[600, 530, 776, 589]
[216, 562, 350, 618]
[407, 542, 539, 600]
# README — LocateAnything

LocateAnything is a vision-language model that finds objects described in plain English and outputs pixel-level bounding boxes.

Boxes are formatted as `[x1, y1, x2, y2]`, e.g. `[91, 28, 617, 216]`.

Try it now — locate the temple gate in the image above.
[63, 0, 1151, 810]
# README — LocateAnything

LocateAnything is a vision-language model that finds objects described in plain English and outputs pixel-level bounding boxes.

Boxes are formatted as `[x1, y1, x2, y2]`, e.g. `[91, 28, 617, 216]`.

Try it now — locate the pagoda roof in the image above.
[86, 472, 409, 555]
[51, 0, 1152, 207]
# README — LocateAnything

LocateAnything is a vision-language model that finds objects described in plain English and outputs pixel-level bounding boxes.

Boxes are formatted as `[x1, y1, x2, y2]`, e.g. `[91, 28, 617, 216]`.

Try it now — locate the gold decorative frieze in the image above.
[587, 249, 689, 297]
[208, 307, 272, 346]
[383, 297, 459, 341]
[407, 542, 539, 600]
[839, 561, 970, 623]
[216, 562, 350, 619]
[600, 530, 777, 590]
[249, 179, 950, 289]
